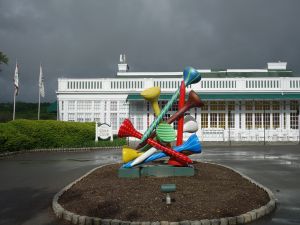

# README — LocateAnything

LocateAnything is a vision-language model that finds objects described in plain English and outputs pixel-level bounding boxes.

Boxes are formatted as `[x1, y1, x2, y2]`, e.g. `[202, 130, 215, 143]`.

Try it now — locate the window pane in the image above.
[246, 113, 252, 129]
[272, 101, 280, 110]
[245, 101, 253, 111]
[94, 101, 101, 111]
[77, 113, 84, 122]
[273, 113, 280, 129]
[85, 113, 92, 122]
[201, 101, 208, 111]
[255, 101, 263, 110]
[77, 100, 92, 111]
[218, 101, 225, 110]
[228, 101, 235, 111]
[228, 112, 235, 128]
[219, 113, 225, 128]
[119, 101, 129, 111]
[264, 113, 270, 129]
[68, 101, 75, 111]
[68, 113, 75, 121]
[110, 101, 117, 111]
[290, 112, 299, 129]
[201, 113, 208, 128]
[255, 113, 262, 128]
[110, 113, 118, 130]
[210, 113, 218, 128]
[170, 101, 178, 112]
[136, 115, 143, 131]
[263, 101, 270, 110]
[210, 101, 225, 111]
[94, 113, 101, 122]
[210, 101, 218, 111]
[290, 100, 299, 111]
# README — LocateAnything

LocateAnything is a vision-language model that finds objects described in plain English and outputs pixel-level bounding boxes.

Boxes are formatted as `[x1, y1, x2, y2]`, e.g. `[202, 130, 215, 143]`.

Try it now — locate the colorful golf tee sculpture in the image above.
[118, 67, 204, 169]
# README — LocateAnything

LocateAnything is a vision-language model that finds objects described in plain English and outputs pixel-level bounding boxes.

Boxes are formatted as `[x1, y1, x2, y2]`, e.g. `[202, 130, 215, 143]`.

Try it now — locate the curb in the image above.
[52, 162, 277, 225]
[0, 146, 121, 158]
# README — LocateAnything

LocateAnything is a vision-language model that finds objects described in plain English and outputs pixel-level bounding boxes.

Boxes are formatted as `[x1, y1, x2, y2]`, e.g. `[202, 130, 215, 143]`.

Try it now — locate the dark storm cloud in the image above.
[0, 0, 299, 102]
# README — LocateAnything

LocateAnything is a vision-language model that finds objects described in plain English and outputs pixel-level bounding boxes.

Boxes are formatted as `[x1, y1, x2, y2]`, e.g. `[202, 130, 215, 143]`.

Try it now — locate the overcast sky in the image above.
[0, 0, 299, 102]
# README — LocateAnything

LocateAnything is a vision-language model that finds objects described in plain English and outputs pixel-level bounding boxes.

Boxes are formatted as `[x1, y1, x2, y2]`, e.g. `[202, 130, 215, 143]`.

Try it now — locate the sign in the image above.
[95, 122, 113, 141]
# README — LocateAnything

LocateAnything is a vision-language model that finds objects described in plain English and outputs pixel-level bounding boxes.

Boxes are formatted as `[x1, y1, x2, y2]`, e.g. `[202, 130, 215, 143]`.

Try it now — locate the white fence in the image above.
[58, 77, 300, 93]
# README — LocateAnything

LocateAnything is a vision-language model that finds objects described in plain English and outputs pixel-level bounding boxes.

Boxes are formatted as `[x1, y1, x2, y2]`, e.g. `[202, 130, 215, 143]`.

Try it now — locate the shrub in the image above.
[0, 119, 126, 153]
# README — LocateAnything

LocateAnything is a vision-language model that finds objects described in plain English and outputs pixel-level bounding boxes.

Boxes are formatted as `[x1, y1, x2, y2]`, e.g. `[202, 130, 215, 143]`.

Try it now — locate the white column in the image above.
[279, 101, 283, 130]
[270, 109, 273, 130]
[234, 101, 239, 130]
[107, 101, 111, 126]
[225, 102, 228, 130]
[101, 100, 105, 123]
[286, 100, 290, 130]
[241, 101, 246, 130]
[74, 100, 78, 122]
[92, 100, 95, 121]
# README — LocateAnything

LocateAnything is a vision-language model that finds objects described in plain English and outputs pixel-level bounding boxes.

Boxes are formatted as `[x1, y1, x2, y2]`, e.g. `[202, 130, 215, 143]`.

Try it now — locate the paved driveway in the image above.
[0, 145, 299, 225]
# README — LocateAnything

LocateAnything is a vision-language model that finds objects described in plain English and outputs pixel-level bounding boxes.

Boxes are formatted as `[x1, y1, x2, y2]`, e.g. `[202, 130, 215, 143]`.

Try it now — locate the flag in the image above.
[39, 64, 45, 98]
[13, 63, 19, 96]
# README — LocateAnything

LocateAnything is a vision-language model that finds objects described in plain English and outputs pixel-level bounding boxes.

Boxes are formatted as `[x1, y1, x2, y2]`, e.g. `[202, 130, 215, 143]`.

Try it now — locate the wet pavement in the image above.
[0, 145, 299, 225]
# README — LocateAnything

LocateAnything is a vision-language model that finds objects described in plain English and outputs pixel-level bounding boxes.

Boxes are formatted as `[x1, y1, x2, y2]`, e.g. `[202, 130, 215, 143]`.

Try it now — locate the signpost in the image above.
[95, 122, 113, 142]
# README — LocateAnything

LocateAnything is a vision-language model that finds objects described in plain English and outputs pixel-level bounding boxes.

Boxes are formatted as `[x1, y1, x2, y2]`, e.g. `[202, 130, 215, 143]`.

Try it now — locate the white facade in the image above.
[57, 60, 300, 142]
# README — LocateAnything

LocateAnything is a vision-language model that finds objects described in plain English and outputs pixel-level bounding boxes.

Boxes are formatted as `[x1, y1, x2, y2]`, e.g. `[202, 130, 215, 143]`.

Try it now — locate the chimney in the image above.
[118, 54, 129, 72]
[267, 61, 287, 70]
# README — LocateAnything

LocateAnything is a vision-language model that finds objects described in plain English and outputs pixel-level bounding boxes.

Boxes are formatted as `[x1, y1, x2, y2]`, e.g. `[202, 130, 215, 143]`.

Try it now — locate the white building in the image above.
[57, 56, 300, 142]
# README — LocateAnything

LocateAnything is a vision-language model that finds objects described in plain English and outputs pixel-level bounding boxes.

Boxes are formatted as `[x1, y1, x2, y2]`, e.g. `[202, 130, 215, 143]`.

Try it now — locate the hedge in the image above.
[0, 119, 126, 153]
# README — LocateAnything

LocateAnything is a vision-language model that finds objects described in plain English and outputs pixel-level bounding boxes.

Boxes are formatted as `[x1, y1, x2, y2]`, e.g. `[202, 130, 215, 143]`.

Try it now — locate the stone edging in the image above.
[0, 146, 121, 158]
[52, 162, 277, 225]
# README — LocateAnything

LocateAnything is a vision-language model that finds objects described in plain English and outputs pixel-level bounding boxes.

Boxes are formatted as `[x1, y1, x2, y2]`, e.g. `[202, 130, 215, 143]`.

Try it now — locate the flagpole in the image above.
[38, 88, 41, 120]
[38, 63, 41, 120]
[13, 90, 16, 120]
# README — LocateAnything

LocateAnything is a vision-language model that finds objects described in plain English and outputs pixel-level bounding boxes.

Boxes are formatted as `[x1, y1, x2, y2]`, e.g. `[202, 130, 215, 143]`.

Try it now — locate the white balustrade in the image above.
[57, 77, 300, 93]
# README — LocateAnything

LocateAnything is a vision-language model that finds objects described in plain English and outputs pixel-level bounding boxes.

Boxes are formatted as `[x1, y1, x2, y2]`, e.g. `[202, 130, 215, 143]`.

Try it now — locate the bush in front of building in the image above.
[0, 119, 126, 153]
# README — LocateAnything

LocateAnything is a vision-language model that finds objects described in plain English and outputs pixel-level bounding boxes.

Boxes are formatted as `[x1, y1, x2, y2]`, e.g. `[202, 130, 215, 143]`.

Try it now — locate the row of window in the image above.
[200, 113, 235, 129]
[151, 100, 297, 112]
[110, 114, 143, 131]
[65, 111, 298, 130]
[64, 100, 128, 112]
[62, 100, 298, 114]
[199, 112, 298, 130]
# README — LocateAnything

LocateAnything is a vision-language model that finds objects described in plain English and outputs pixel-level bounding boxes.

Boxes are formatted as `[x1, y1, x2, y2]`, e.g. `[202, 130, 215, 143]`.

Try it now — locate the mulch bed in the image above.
[59, 162, 269, 221]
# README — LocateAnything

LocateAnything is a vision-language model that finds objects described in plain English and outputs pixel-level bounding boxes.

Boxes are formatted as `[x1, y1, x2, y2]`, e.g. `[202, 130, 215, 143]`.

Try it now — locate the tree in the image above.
[0, 51, 9, 72]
